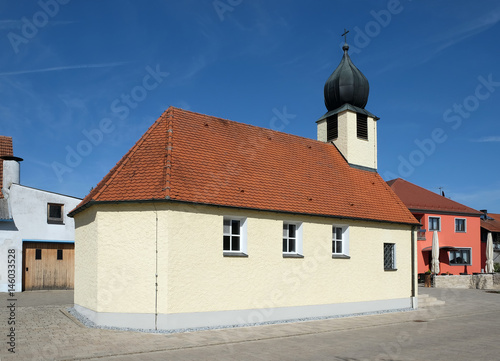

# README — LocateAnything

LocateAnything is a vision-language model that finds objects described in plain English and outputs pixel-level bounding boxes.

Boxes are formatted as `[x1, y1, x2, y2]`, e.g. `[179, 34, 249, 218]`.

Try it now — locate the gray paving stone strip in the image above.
[0, 286, 499, 361]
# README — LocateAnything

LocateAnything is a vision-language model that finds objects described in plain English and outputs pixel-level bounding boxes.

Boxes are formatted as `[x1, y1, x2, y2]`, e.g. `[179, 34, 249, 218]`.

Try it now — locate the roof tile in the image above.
[387, 178, 482, 216]
[72, 108, 417, 225]
[481, 213, 500, 233]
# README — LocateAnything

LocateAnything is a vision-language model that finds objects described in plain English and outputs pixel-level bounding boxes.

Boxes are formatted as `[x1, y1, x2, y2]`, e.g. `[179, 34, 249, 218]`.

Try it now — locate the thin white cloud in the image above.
[0, 20, 23, 30]
[451, 187, 500, 212]
[471, 136, 500, 143]
[0, 62, 129, 76]
[182, 57, 208, 81]
[0, 19, 74, 29]
[420, 7, 500, 63]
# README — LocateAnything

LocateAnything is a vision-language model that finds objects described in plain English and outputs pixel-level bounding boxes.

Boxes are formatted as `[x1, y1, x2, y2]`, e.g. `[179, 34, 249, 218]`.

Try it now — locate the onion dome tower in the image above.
[324, 43, 369, 111]
[317, 36, 379, 171]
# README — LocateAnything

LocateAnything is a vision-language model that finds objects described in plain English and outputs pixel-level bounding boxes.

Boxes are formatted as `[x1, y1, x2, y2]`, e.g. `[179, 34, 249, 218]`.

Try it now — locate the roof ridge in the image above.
[170, 107, 322, 145]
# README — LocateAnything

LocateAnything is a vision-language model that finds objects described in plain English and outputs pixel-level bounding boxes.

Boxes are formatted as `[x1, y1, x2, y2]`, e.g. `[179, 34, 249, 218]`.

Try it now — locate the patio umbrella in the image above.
[485, 232, 494, 273]
[431, 230, 440, 274]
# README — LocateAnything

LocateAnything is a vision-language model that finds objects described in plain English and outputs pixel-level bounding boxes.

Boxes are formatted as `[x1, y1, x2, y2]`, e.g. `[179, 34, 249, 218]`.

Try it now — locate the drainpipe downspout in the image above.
[411, 225, 417, 308]
[153, 202, 159, 330]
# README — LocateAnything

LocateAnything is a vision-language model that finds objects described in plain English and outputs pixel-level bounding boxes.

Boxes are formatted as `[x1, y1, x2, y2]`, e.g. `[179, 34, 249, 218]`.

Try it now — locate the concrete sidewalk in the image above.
[1, 286, 499, 360]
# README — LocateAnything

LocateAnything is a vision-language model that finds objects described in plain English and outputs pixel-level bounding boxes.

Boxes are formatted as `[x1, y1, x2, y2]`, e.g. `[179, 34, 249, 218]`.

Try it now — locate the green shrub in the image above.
[494, 263, 500, 273]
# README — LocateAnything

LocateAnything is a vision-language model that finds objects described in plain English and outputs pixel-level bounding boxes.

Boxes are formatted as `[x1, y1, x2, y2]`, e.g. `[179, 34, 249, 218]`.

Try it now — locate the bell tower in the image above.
[317, 38, 379, 171]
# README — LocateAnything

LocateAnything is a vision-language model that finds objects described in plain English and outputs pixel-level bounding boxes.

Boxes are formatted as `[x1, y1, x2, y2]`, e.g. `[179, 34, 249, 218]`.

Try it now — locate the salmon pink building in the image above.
[388, 178, 483, 276]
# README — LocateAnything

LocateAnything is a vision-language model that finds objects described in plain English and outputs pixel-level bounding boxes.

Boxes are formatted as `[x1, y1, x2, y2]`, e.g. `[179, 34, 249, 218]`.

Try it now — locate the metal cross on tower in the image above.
[341, 28, 349, 44]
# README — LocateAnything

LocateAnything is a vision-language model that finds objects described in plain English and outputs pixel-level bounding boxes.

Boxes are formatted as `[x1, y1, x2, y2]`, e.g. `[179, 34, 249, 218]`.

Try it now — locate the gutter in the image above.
[69, 198, 420, 227]
[409, 208, 483, 217]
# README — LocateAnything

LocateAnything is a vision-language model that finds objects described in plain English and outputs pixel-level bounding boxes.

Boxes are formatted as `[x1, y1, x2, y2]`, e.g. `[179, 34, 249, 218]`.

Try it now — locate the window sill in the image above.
[332, 254, 350, 259]
[384, 268, 398, 272]
[223, 251, 248, 257]
[47, 220, 64, 225]
[283, 253, 304, 258]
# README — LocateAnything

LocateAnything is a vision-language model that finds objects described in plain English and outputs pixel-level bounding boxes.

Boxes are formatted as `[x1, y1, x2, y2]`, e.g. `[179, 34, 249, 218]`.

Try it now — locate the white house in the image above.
[0, 136, 81, 292]
[70, 43, 419, 331]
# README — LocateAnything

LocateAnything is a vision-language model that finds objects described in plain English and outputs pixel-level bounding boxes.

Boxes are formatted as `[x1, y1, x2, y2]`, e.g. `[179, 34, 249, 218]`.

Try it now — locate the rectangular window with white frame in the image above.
[455, 218, 466, 233]
[223, 217, 248, 257]
[428, 216, 441, 231]
[283, 222, 303, 258]
[449, 248, 471, 265]
[332, 225, 349, 258]
[384, 243, 396, 271]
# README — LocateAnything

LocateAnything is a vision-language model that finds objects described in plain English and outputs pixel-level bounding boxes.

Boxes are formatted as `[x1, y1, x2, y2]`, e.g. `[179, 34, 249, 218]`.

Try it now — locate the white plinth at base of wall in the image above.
[74, 297, 414, 331]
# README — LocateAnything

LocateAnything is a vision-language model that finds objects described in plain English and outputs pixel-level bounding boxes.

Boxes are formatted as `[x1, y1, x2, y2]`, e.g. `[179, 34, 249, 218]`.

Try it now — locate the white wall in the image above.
[0, 184, 81, 292]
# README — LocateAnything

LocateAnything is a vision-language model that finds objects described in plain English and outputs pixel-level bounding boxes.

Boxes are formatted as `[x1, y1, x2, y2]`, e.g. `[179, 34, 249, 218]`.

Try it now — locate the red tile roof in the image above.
[70, 107, 417, 225]
[481, 213, 500, 233]
[490, 214, 500, 222]
[387, 178, 482, 216]
[0, 136, 14, 199]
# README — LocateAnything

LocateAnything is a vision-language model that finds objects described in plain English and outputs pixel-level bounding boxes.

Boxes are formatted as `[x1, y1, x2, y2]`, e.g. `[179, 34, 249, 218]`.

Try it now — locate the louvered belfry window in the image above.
[357, 113, 368, 140]
[326, 114, 338, 140]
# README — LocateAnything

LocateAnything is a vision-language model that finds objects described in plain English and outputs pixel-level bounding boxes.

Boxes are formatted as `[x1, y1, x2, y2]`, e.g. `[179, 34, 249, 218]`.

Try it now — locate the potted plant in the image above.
[424, 269, 432, 287]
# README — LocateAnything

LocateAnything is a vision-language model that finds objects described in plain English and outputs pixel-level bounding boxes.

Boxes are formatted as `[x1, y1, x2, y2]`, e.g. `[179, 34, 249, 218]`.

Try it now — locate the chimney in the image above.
[480, 209, 488, 220]
[0, 136, 22, 198]
[1, 156, 23, 190]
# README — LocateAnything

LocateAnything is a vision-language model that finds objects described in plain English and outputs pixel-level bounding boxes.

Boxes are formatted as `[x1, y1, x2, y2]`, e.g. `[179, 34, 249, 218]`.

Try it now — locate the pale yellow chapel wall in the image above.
[75, 203, 158, 314]
[161, 203, 412, 315]
[74, 207, 99, 311]
[75, 202, 412, 315]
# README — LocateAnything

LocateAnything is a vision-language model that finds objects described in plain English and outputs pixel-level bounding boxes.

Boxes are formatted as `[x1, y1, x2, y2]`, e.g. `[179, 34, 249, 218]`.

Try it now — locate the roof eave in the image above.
[69, 198, 419, 227]
[408, 208, 482, 217]
[317, 104, 380, 122]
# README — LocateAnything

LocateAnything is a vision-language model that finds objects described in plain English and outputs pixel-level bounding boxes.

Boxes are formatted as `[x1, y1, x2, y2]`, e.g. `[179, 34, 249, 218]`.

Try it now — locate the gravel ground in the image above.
[67, 306, 414, 334]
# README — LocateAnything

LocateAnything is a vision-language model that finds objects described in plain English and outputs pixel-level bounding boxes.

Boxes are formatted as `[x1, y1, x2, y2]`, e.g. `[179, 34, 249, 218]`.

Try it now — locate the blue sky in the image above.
[1, 0, 499, 212]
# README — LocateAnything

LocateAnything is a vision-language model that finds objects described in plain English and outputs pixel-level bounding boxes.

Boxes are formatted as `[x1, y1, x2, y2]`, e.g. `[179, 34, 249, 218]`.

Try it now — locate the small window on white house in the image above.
[332, 226, 349, 258]
[455, 218, 466, 233]
[384, 243, 396, 271]
[283, 222, 303, 258]
[428, 216, 441, 231]
[223, 217, 247, 257]
[47, 203, 64, 224]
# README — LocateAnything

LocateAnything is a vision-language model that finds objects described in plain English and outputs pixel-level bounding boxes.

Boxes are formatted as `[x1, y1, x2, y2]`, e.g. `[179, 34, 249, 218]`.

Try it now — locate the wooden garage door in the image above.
[22, 242, 74, 291]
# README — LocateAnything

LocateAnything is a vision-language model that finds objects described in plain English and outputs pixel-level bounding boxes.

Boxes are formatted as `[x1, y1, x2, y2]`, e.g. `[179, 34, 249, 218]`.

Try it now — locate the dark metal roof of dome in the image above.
[324, 43, 370, 111]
